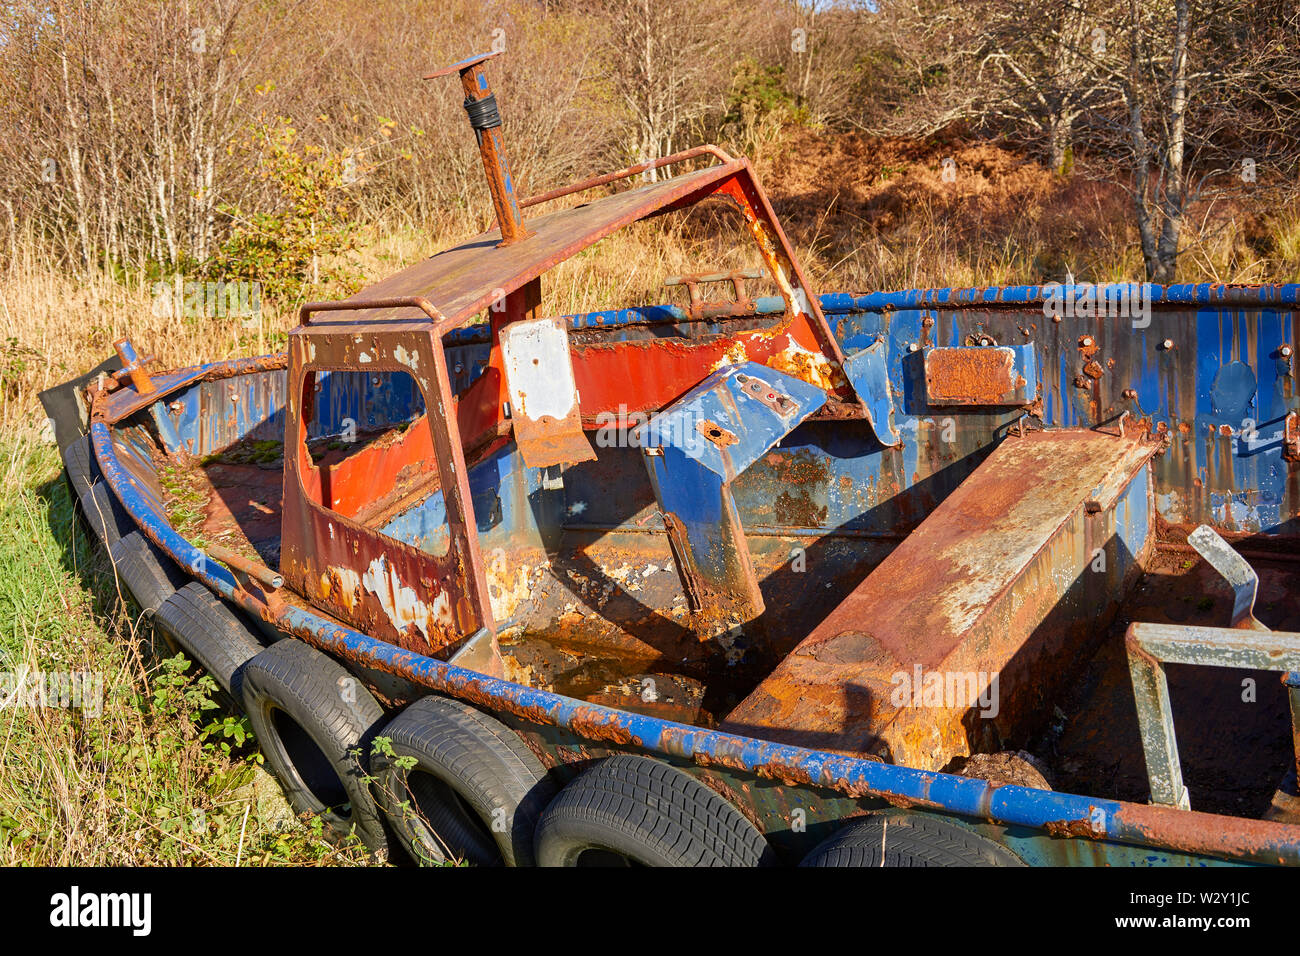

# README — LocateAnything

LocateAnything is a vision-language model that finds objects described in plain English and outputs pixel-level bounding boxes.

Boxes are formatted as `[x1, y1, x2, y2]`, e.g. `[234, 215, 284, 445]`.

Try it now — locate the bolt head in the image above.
[1162, 339, 1174, 350]
[1281, 345, 1294, 358]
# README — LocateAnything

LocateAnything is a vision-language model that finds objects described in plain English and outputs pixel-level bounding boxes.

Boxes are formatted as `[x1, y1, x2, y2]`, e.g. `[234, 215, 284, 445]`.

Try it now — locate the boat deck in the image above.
[155, 428, 1300, 817]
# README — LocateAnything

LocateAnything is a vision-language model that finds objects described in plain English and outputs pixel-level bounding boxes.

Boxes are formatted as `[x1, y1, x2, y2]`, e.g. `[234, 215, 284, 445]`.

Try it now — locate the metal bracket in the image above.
[664, 268, 762, 321]
[1284, 411, 1299, 462]
[841, 337, 900, 446]
[1128, 527, 1300, 809]
[1186, 524, 1266, 630]
[1126, 622, 1300, 810]
[498, 315, 596, 468]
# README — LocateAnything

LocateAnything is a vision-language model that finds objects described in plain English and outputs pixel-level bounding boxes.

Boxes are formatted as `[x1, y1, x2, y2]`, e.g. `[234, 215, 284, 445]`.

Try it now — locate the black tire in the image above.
[534, 754, 774, 867]
[799, 812, 1025, 867]
[108, 531, 189, 616]
[371, 696, 554, 867]
[154, 583, 265, 701]
[79, 484, 131, 550]
[63, 434, 98, 501]
[240, 639, 388, 851]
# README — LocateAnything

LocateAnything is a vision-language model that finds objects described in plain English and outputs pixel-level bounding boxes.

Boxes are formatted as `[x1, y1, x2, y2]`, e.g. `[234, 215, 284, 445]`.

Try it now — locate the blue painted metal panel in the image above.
[633, 362, 827, 622]
[634, 362, 827, 479]
[842, 337, 900, 444]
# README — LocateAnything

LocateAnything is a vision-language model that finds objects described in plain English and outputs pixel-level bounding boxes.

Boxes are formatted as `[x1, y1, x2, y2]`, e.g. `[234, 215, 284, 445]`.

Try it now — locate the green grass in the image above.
[0, 432, 372, 865]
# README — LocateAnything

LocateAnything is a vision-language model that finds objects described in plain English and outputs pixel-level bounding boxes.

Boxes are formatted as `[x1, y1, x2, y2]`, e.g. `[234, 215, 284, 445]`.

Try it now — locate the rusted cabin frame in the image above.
[281, 297, 495, 655]
[285, 155, 852, 653]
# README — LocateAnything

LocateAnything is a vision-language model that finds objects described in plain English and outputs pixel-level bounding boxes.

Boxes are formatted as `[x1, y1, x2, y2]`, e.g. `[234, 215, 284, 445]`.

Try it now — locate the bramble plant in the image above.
[151, 654, 220, 719]
[213, 117, 363, 303]
[202, 713, 259, 760]
[370, 735, 418, 772]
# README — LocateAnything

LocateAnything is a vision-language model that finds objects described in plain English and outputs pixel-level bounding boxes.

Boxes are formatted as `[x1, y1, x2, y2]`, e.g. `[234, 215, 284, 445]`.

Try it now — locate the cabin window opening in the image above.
[297, 367, 451, 557]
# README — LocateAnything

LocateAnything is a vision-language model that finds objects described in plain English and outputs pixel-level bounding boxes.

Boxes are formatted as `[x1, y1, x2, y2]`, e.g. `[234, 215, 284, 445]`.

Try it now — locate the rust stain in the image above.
[697, 419, 738, 448]
[925, 347, 1021, 405]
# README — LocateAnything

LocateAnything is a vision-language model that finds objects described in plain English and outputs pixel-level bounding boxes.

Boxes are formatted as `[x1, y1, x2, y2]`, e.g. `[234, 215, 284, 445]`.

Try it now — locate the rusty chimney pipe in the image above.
[425, 51, 531, 246]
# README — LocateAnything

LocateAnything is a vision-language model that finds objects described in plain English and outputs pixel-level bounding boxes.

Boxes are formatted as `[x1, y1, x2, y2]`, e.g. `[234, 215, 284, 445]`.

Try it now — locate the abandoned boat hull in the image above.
[63, 282, 1300, 866]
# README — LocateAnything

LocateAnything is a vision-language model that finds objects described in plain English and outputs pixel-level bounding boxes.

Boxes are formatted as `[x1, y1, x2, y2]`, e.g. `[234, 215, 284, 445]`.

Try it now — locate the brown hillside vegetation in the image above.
[759, 128, 1296, 292]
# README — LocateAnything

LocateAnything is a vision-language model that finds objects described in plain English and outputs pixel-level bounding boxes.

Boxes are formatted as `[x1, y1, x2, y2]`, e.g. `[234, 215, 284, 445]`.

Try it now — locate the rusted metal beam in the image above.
[206, 542, 283, 590]
[518, 144, 734, 211]
[299, 296, 447, 328]
[724, 429, 1159, 769]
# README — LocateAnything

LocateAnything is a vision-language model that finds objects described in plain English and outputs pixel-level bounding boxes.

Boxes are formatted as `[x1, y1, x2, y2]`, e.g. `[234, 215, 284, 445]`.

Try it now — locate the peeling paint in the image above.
[362, 553, 452, 641]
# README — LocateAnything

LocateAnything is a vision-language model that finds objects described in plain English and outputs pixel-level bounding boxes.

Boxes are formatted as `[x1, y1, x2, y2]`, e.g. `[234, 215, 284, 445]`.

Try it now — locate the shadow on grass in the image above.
[35, 468, 174, 667]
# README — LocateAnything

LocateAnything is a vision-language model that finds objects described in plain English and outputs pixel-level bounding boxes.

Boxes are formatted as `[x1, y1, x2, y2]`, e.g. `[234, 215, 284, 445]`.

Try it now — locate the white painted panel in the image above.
[500, 317, 579, 421]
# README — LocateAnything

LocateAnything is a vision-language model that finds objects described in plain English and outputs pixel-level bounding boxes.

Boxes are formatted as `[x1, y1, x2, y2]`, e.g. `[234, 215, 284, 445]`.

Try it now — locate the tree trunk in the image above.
[1153, 0, 1191, 284]
[1048, 111, 1074, 176]
[1127, 0, 1158, 281]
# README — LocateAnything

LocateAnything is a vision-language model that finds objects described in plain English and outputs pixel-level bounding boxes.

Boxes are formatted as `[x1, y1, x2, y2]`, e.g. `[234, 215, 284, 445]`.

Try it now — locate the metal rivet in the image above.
[907, 343, 919, 352]
[1281, 345, 1294, 358]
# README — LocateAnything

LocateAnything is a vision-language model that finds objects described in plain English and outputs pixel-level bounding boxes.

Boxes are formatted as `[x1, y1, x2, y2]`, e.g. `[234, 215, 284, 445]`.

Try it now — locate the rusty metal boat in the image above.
[45, 52, 1300, 866]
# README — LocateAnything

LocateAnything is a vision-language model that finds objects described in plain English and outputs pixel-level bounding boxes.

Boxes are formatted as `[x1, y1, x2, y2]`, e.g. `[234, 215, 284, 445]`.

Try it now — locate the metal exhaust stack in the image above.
[425, 51, 531, 246]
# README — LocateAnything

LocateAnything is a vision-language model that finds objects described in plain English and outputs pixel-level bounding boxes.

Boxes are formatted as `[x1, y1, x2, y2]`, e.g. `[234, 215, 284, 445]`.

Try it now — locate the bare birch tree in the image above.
[602, 0, 733, 176]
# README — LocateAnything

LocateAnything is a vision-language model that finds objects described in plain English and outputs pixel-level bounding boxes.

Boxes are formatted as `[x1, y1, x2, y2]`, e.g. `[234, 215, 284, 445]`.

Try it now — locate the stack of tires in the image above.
[66, 437, 1023, 868]
[66, 435, 266, 707]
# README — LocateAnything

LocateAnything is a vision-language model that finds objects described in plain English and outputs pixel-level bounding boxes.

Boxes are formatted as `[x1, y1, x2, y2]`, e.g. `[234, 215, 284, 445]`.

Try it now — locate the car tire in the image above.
[799, 812, 1025, 867]
[240, 639, 389, 852]
[534, 754, 774, 867]
[371, 695, 554, 866]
